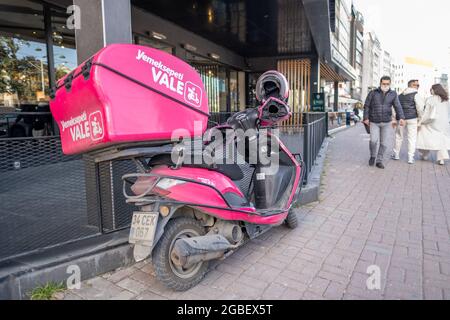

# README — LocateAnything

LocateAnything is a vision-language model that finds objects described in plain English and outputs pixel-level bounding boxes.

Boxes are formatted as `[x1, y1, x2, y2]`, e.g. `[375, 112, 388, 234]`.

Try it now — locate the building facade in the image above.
[324, 0, 357, 111]
[361, 31, 382, 101]
[381, 50, 393, 79]
[349, 4, 364, 101]
[391, 57, 406, 93]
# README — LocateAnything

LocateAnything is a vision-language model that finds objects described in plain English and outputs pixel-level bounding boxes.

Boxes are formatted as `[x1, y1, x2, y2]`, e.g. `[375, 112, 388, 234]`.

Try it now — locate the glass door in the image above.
[185, 52, 246, 113]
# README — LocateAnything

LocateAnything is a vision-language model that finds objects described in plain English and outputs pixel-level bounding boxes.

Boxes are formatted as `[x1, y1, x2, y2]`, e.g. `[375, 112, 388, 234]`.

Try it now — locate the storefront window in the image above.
[186, 52, 246, 113]
[0, 0, 77, 138]
[134, 34, 175, 55]
[51, 8, 77, 81]
[247, 73, 262, 108]
[0, 37, 49, 107]
[230, 70, 238, 112]
[0, 0, 48, 108]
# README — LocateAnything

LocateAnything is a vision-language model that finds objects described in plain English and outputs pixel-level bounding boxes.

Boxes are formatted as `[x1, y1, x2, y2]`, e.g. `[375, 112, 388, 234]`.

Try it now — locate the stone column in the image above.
[73, 0, 132, 230]
[74, 0, 132, 62]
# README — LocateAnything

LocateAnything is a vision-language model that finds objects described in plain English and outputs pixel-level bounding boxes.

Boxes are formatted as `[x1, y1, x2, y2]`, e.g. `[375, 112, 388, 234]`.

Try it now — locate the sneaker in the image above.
[438, 160, 445, 165]
[408, 157, 415, 164]
[376, 162, 385, 169]
[392, 153, 400, 160]
[369, 157, 376, 166]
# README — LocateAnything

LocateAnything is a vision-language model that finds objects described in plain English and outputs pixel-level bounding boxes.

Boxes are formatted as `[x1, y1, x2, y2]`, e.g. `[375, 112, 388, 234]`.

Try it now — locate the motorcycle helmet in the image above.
[255, 71, 289, 103]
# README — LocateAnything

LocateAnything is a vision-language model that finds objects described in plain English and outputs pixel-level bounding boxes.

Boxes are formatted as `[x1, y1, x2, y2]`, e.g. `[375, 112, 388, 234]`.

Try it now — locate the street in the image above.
[61, 124, 450, 300]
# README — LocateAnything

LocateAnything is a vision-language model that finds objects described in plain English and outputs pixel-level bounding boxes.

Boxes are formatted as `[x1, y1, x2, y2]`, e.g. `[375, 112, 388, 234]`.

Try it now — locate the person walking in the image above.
[363, 76, 405, 169]
[353, 106, 361, 123]
[329, 111, 337, 127]
[416, 84, 450, 165]
[392, 80, 425, 164]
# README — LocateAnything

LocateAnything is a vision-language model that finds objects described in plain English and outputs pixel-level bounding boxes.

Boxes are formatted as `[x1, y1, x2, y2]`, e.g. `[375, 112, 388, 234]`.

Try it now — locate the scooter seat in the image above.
[204, 164, 244, 181]
[147, 154, 244, 181]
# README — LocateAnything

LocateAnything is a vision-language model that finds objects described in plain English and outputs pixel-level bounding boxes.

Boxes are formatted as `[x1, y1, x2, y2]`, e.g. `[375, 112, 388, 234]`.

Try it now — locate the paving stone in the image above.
[116, 278, 148, 295]
[323, 281, 347, 300]
[104, 266, 138, 283]
[135, 290, 167, 300]
[261, 283, 288, 300]
[307, 277, 330, 296]
[71, 281, 126, 300]
[110, 290, 136, 300]
[60, 292, 83, 300]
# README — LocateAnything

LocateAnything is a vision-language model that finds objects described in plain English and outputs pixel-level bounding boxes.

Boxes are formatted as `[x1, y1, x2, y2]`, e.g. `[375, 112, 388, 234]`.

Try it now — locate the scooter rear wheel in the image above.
[152, 217, 209, 291]
[285, 209, 299, 229]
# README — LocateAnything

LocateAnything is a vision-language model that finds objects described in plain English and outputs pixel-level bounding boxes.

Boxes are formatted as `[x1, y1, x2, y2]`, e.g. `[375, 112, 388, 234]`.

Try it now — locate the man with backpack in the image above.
[392, 79, 425, 164]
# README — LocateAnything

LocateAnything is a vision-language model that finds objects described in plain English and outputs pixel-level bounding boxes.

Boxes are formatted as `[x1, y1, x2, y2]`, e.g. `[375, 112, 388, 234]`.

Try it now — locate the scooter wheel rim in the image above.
[169, 228, 204, 279]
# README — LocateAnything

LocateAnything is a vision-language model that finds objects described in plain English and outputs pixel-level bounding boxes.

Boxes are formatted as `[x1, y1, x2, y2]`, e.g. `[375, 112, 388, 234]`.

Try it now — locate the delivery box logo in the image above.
[184, 81, 202, 108]
[89, 111, 104, 141]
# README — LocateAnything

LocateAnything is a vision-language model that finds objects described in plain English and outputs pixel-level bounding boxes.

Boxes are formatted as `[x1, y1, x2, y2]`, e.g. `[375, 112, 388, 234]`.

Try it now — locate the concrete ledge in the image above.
[298, 138, 330, 205]
[0, 230, 132, 299]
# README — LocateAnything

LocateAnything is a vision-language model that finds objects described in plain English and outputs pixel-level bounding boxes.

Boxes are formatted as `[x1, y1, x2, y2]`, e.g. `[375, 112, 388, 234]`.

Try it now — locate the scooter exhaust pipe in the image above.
[171, 234, 234, 268]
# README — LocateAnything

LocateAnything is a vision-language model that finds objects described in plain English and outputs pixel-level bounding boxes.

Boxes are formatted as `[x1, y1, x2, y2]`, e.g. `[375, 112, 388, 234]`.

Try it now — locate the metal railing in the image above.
[302, 113, 327, 184]
[0, 111, 56, 139]
[0, 131, 99, 262]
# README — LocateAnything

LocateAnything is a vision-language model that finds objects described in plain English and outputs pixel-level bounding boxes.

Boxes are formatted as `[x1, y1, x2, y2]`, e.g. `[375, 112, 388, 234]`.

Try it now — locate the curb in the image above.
[298, 137, 330, 205]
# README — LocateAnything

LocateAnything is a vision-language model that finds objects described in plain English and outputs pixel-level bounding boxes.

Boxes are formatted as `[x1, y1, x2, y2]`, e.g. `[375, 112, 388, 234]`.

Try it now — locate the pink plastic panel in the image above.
[149, 166, 289, 225]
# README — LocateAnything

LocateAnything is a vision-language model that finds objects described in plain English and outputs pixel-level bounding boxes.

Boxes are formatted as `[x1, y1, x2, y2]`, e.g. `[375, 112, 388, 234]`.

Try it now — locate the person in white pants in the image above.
[392, 80, 425, 164]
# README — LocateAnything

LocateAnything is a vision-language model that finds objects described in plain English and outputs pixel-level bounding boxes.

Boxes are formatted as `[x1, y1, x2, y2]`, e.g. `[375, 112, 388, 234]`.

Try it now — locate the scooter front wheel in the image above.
[152, 217, 209, 291]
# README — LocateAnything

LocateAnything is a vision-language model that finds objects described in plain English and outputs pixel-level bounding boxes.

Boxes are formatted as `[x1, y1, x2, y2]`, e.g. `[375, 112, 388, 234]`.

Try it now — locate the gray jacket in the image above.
[364, 88, 405, 123]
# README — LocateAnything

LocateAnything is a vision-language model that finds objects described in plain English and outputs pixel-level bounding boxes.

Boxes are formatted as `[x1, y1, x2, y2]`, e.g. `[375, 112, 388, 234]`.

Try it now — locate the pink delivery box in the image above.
[50, 44, 209, 155]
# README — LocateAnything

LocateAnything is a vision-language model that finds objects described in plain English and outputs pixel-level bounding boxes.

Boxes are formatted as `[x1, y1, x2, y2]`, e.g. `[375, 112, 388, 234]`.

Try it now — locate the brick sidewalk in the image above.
[61, 125, 450, 300]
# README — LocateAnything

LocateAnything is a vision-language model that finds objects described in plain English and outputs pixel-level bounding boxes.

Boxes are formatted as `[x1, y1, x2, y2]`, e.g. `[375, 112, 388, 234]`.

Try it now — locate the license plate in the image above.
[129, 212, 159, 246]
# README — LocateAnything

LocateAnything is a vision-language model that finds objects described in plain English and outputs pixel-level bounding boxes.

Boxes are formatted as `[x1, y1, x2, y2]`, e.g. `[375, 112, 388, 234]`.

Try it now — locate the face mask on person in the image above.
[381, 85, 390, 92]
[430, 89, 435, 95]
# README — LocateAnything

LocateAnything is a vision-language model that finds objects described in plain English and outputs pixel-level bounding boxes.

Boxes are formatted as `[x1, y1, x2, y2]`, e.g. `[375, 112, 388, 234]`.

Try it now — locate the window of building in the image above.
[51, 7, 77, 81]
[0, 0, 48, 108]
[0, 0, 77, 138]
[133, 34, 175, 55]
[185, 52, 244, 113]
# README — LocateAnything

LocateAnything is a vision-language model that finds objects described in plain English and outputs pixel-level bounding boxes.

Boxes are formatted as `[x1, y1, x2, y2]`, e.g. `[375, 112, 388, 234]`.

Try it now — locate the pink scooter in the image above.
[121, 72, 304, 291]
[49, 45, 303, 291]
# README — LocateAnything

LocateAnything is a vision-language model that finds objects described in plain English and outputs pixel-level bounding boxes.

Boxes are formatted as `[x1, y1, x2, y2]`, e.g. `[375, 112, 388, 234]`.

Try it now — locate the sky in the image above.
[352, 0, 450, 71]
